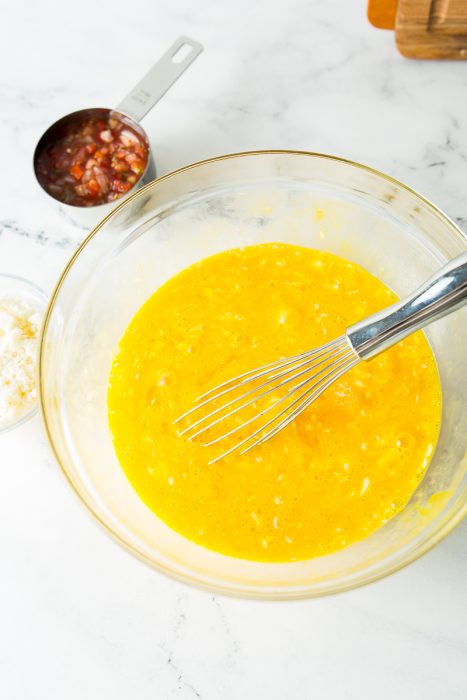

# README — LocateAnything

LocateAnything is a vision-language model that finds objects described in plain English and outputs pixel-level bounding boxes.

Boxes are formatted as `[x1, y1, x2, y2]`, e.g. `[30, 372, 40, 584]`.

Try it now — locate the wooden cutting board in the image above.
[368, 0, 467, 58]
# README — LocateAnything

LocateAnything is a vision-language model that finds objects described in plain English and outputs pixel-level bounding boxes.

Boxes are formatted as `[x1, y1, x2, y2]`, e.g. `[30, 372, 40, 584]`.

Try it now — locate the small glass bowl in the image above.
[0, 273, 48, 434]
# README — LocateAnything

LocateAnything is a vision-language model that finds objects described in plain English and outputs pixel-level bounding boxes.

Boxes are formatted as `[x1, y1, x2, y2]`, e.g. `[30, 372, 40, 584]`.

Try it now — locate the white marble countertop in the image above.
[1, 1, 466, 698]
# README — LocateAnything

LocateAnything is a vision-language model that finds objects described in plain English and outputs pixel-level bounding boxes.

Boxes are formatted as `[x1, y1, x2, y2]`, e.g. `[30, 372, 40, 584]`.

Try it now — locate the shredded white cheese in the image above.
[0, 297, 41, 427]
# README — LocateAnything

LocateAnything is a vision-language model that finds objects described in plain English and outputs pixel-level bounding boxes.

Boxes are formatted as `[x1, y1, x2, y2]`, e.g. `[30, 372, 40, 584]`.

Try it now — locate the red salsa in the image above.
[35, 115, 149, 206]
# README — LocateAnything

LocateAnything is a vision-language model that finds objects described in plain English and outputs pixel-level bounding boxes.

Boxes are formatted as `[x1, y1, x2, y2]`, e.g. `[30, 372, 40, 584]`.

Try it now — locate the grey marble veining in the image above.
[0, 1, 466, 699]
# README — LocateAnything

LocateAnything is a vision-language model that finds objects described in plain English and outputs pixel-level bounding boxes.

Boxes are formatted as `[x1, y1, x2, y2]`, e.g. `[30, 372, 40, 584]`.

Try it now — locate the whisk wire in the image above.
[175, 337, 346, 431]
[178, 351, 316, 438]
[186, 341, 353, 443]
[196, 340, 344, 401]
[199, 350, 348, 448]
[175, 335, 359, 463]
[208, 349, 357, 464]
[241, 354, 358, 455]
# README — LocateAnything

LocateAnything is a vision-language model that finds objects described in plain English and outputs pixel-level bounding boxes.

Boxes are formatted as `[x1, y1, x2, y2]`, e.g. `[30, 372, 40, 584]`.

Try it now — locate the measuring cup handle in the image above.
[116, 36, 203, 122]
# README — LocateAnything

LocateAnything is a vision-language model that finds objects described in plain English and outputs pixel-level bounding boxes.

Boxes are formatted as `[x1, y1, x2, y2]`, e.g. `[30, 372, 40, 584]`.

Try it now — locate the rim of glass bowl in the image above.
[38, 150, 467, 599]
[0, 273, 48, 435]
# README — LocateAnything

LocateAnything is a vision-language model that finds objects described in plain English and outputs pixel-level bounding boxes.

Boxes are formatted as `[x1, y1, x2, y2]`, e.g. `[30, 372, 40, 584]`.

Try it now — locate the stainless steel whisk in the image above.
[176, 252, 467, 463]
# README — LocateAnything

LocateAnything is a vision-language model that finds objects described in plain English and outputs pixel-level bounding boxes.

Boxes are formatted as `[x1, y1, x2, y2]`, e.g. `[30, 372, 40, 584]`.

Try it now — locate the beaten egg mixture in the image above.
[108, 244, 441, 562]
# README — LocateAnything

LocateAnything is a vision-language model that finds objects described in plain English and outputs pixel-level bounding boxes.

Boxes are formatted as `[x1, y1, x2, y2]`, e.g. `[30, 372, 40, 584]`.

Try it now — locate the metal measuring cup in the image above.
[33, 36, 203, 228]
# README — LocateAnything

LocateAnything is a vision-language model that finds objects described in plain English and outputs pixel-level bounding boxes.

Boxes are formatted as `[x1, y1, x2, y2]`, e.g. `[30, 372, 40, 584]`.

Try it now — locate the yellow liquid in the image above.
[108, 244, 441, 562]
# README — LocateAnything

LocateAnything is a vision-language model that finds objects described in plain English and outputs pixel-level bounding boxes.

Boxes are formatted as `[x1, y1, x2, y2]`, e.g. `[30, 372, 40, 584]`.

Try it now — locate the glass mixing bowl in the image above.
[39, 151, 467, 599]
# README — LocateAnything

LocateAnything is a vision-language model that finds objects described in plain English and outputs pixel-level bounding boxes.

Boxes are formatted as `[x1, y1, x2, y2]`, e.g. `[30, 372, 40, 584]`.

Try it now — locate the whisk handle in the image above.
[347, 251, 467, 360]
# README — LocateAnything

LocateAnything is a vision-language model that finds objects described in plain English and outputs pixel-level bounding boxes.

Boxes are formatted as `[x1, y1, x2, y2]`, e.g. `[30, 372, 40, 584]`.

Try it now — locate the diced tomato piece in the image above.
[113, 161, 130, 173]
[94, 149, 108, 163]
[112, 179, 132, 193]
[70, 164, 84, 180]
[87, 179, 100, 195]
[130, 159, 145, 175]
